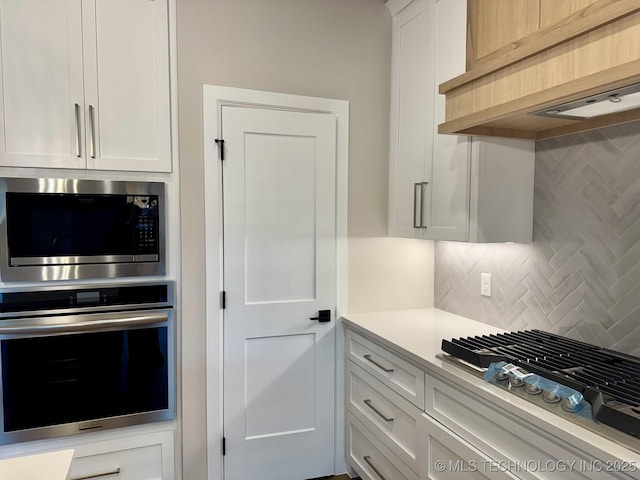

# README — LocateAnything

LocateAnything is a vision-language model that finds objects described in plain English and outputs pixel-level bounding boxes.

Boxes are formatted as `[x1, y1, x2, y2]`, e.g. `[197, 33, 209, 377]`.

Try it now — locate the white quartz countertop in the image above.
[342, 307, 507, 369]
[342, 308, 640, 470]
[0, 448, 74, 480]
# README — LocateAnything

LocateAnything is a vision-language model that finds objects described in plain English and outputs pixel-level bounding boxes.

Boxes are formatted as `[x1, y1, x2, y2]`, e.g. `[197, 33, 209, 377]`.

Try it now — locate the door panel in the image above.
[245, 334, 316, 439]
[388, 0, 434, 238]
[0, 0, 85, 168]
[427, 0, 470, 241]
[244, 133, 316, 303]
[84, 0, 171, 172]
[222, 106, 336, 480]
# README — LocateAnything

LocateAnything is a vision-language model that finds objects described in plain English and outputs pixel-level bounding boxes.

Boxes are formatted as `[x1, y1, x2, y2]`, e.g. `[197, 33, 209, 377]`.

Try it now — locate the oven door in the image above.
[0, 309, 174, 445]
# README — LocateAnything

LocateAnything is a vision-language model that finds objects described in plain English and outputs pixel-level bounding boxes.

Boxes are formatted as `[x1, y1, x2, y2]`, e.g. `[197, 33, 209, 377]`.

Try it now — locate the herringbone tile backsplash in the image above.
[435, 121, 640, 356]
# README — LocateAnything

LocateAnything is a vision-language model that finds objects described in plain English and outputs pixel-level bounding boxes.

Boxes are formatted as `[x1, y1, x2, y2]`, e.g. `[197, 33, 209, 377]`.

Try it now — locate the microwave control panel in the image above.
[132, 195, 159, 256]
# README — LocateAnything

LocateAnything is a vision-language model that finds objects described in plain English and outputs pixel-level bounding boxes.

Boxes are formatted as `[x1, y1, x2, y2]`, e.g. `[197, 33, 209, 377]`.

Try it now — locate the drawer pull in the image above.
[363, 354, 394, 373]
[364, 399, 394, 423]
[364, 455, 387, 480]
[70, 468, 121, 480]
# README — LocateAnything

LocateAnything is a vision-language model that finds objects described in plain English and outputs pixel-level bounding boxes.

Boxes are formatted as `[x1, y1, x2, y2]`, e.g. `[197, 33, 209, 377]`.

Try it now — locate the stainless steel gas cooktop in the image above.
[440, 329, 640, 454]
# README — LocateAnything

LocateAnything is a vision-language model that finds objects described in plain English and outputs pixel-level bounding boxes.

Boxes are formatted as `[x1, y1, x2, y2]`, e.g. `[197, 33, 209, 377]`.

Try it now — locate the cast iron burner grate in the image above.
[441, 329, 640, 439]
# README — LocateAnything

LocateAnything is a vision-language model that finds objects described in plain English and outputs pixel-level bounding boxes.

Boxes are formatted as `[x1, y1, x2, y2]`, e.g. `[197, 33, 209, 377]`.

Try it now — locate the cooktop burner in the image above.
[441, 330, 640, 442]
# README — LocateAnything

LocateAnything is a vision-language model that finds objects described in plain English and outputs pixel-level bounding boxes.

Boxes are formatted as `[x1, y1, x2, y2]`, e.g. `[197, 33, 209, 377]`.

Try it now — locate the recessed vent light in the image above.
[531, 83, 640, 120]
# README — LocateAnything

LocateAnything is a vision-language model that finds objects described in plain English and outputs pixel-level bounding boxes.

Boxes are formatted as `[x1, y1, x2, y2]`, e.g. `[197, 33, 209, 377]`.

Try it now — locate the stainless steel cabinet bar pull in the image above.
[70, 468, 121, 480]
[413, 182, 421, 228]
[89, 105, 96, 159]
[420, 181, 429, 229]
[363, 455, 387, 480]
[74, 103, 81, 157]
[363, 354, 394, 373]
[413, 182, 429, 229]
[364, 399, 394, 422]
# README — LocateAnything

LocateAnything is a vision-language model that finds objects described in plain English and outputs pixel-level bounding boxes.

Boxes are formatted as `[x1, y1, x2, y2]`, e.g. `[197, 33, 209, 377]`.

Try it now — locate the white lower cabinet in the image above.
[424, 372, 636, 480]
[346, 329, 425, 410]
[68, 431, 174, 480]
[345, 327, 640, 480]
[347, 360, 422, 473]
[346, 411, 419, 480]
[419, 413, 518, 480]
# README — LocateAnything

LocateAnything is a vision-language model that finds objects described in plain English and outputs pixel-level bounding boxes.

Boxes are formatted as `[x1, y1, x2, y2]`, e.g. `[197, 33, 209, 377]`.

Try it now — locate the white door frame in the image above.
[203, 85, 349, 480]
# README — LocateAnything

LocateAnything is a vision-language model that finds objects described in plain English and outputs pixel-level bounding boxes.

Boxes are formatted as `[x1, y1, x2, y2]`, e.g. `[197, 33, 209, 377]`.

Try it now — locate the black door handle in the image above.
[310, 309, 331, 323]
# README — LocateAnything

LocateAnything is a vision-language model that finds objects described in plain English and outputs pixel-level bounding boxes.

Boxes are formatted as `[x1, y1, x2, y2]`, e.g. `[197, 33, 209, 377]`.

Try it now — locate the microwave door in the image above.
[0, 178, 165, 281]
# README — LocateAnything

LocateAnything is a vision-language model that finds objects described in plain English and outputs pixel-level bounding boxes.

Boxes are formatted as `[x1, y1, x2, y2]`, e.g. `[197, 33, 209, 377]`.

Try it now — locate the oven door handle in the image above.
[0, 312, 169, 335]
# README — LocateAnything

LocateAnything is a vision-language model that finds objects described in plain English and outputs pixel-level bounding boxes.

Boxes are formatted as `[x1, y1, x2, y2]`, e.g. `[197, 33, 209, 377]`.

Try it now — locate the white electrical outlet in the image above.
[481, 273, 492, 297]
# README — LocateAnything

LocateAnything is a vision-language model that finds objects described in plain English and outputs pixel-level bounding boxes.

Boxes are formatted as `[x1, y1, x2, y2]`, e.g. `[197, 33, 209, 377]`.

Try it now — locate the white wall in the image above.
[177, 1, 434, 478]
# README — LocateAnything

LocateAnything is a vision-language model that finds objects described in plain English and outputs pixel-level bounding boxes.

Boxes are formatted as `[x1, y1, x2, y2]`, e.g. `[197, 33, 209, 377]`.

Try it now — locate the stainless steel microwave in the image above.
[0, 178, 165, 282]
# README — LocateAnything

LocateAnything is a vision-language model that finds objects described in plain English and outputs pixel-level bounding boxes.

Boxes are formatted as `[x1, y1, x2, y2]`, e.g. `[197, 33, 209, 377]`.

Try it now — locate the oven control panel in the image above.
[0, 282, 172, 317]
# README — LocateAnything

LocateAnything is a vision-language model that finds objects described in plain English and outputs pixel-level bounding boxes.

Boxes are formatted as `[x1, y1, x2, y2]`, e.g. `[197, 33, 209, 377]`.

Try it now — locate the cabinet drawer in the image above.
[346, 329, 425, 409]
[346, 411, 419, 480]
[425, 373, 632, 480]
[68, 431, 173, 480]
[420, 413, 519, 480]
[347, 359, 421, 473]
[70, 445, 161, 480]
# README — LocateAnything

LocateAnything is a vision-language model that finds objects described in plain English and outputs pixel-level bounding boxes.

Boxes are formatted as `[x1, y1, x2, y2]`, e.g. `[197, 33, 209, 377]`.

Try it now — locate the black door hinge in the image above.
[215, 138, 225, 161]
[222, 437, 226, 456]
[221, 291, 226, 309]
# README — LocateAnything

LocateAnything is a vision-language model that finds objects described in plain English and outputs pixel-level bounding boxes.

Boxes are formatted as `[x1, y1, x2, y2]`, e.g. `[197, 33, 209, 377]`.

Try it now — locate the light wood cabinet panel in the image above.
[440, 0, 640, 139]
[442, 8, 640, 137]
[539, 0, 599, 28]
[467, 0, 600, 68]
[467, 0, 540, 66]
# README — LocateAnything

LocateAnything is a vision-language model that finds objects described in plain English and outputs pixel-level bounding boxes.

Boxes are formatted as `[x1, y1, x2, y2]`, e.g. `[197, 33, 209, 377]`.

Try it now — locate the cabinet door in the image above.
[0, 0, 86, 169]
[420, 413, 519, 480]
[388, 0, 435, 238]
[467, 0, 540, 66]
[82, 0, 171, 172]
[68, 431, 174, 480]
[347, 412, 419, 480]
[425, 0, 470, 241]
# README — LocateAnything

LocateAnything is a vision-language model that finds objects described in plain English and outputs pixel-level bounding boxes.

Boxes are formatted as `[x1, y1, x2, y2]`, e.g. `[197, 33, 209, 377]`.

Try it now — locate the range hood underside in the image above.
[439, 1, 640, 140]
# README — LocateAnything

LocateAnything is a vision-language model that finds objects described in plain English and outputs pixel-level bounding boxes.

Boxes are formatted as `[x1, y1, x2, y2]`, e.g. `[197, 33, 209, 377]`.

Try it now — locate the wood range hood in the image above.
[439, 0, 640, 140]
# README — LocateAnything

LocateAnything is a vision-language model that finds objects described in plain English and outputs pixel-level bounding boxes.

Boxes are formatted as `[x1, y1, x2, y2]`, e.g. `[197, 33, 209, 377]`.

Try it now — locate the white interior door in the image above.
[222, 106, 337, 480]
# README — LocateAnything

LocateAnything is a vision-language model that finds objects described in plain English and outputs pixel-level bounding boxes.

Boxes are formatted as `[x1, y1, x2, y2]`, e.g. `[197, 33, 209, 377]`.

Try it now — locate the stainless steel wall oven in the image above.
[0, 282, 174, 445]
[0, 177, 165, 282]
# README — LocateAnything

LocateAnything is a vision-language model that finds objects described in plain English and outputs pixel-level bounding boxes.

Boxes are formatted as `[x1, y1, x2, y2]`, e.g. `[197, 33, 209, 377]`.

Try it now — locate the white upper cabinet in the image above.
[0, 0, 85, 169]
[388, 0, 435, 238]
[387, 0, 535, 243]
[0, 0, 171, 172]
